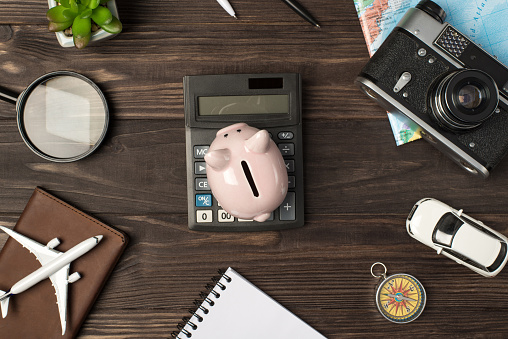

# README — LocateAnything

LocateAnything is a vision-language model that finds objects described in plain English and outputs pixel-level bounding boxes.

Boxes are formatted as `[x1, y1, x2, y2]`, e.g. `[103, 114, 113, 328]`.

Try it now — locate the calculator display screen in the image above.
[198, 95, 289, 116]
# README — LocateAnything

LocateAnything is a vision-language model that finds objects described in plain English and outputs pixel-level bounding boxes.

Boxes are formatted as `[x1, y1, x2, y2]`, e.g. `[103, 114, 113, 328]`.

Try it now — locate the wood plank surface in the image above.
[1, 0, 508, 338]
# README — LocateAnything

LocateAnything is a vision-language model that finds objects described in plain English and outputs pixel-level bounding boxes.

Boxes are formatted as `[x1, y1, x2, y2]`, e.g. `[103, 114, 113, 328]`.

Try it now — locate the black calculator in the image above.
[184, 73, 304, 231]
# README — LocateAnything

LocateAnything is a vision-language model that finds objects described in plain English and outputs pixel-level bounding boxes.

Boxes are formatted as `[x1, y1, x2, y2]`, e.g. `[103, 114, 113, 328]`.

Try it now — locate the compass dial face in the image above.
[375, 273, 426, 323]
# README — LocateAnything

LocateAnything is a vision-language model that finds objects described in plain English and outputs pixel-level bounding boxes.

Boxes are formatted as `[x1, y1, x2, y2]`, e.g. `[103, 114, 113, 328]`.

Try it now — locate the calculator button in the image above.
[218, 210, 234, 222]
[196, 194, 212, 207]
[194, 146, 209, 159]
[195, 162, 207, 175]
[279, 192, 296, 221]
[288, 176, 295, 188]
[238, 218, 253, 222]
[196, 210, 213, 223]
[278, 143, 294, 156]
[278, 131, 294, 140]
[195, 178, 210, 191]
[284, 160, 294, 172]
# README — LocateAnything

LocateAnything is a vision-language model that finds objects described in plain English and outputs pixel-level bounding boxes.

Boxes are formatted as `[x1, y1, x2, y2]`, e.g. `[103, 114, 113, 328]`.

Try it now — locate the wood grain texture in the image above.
[1, 0, 508, 338]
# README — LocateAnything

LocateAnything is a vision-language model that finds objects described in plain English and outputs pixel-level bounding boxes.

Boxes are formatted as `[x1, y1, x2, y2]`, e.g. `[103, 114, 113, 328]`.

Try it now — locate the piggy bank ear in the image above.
[245, 130, 270, 154]
[205, 149, 231, 170]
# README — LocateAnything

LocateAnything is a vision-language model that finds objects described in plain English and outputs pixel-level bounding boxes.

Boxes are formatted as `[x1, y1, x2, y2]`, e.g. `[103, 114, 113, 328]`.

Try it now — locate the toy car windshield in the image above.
[432, 212, 461, 247]
[433, 212, 504, 269]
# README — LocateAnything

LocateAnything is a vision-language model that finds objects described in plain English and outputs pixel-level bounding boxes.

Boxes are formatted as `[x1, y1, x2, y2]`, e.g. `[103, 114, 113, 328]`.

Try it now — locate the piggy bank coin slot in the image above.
[241, 161, 259, 197]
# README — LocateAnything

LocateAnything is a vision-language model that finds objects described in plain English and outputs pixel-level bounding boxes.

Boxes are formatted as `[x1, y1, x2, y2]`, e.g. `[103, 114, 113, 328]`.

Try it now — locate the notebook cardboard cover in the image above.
[0, 187, 128, 338]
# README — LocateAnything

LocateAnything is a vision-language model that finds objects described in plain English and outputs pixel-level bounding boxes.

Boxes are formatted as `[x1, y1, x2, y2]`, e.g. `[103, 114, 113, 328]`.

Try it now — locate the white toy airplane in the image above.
[0, 225, 102, 335]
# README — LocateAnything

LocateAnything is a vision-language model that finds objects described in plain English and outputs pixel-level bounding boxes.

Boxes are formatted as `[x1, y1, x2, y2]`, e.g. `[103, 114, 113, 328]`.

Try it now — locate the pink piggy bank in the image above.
[204, 123, 288, 222]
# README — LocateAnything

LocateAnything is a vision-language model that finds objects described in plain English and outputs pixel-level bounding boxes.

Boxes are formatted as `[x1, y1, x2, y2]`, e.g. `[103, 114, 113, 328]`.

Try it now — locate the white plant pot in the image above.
[47, 0, 120, 48]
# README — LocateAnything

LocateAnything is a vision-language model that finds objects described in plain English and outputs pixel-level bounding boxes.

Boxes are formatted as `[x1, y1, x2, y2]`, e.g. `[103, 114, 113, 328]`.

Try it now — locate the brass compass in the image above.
[371, 262, 426, 324]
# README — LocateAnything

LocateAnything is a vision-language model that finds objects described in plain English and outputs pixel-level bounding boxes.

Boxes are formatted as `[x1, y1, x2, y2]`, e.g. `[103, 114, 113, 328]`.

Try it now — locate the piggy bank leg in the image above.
[253, 213, 271, 222]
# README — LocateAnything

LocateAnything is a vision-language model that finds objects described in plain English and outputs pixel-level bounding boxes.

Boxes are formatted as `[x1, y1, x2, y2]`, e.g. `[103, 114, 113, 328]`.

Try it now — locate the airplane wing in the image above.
[0, 225, 60, 265]
[49, 265, 70, 335]
[0, 226, 71, 334]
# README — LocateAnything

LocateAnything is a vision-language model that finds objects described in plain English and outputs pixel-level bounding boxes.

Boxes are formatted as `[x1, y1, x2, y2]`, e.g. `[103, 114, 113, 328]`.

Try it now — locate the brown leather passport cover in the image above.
[0, 187, 128, 338]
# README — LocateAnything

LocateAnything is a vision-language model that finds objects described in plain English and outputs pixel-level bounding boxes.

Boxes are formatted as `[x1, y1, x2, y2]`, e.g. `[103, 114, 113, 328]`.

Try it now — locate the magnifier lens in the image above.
[20, 74, 108, 161]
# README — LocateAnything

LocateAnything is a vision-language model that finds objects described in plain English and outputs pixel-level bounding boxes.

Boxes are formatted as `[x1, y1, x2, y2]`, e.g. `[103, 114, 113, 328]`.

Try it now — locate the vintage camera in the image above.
[355, 0, 508, 178]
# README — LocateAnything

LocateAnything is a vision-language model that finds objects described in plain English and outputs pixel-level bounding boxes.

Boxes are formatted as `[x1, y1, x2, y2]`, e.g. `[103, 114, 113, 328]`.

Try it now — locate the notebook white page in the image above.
[177, 267, 326, 339]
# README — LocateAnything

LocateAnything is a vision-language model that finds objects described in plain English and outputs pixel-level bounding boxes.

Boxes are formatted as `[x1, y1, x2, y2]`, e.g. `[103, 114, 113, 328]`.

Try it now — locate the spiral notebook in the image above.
[172, 267, 326, 339]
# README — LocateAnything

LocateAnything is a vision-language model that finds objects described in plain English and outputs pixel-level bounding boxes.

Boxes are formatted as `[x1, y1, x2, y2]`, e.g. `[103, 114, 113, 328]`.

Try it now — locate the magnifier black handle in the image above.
[0, 88, 18, 105]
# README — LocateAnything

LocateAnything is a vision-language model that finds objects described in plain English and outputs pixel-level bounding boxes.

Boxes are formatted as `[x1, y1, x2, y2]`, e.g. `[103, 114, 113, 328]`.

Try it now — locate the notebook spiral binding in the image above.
[171, 269, 232, 339]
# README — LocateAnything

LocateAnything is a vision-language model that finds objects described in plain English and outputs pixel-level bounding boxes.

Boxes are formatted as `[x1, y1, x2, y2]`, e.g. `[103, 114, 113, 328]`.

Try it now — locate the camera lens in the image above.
[416, 0, 446, 23]
[457, 84, 483, 110]
[430, 69, 499, 130]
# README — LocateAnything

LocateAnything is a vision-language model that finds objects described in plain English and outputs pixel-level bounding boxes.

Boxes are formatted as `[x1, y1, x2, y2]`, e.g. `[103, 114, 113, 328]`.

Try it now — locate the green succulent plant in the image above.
[47, 0, 122, 49]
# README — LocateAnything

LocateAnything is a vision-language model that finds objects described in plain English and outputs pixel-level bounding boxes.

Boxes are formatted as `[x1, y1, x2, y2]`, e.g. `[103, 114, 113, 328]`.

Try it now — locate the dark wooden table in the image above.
[1, 0, 508, 337]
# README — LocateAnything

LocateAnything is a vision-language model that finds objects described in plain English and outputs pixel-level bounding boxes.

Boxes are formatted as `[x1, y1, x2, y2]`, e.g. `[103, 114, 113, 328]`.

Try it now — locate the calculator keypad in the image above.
[278, 143, 295, 156]
[278, 131, 294, 140]
[195, 194, 212, 207]
[218, 210, 235, 222]
[194, 162, 207, 175]
[288, 176, 295, 189]
[195, 178, 210, 191]
[193, 131, 298, 225]
[284, 160, 295, 172]
[196, 210, 212, 223]
[279, 192, 296, 221]
[194, 146, 209, 159]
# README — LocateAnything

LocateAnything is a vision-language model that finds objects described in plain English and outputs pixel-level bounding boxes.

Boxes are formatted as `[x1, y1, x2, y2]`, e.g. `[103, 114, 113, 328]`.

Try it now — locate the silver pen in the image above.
[216, 0, 237, 18]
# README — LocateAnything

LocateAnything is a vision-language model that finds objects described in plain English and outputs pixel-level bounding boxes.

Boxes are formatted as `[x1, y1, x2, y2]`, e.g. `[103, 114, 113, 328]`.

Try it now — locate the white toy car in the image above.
[406, 198, 508, 277]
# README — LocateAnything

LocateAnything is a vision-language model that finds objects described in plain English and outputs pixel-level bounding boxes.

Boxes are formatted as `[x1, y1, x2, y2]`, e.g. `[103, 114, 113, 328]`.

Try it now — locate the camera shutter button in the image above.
[394, 72, 412, 93]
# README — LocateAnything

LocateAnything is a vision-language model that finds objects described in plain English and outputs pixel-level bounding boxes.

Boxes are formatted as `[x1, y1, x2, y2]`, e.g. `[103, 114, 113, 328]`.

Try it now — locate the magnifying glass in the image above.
[0, 71, 109, 162]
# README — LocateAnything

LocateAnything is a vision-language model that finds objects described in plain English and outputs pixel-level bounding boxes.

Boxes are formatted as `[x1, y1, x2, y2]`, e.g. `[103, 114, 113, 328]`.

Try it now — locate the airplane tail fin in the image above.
[0, 290, 9, 318]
